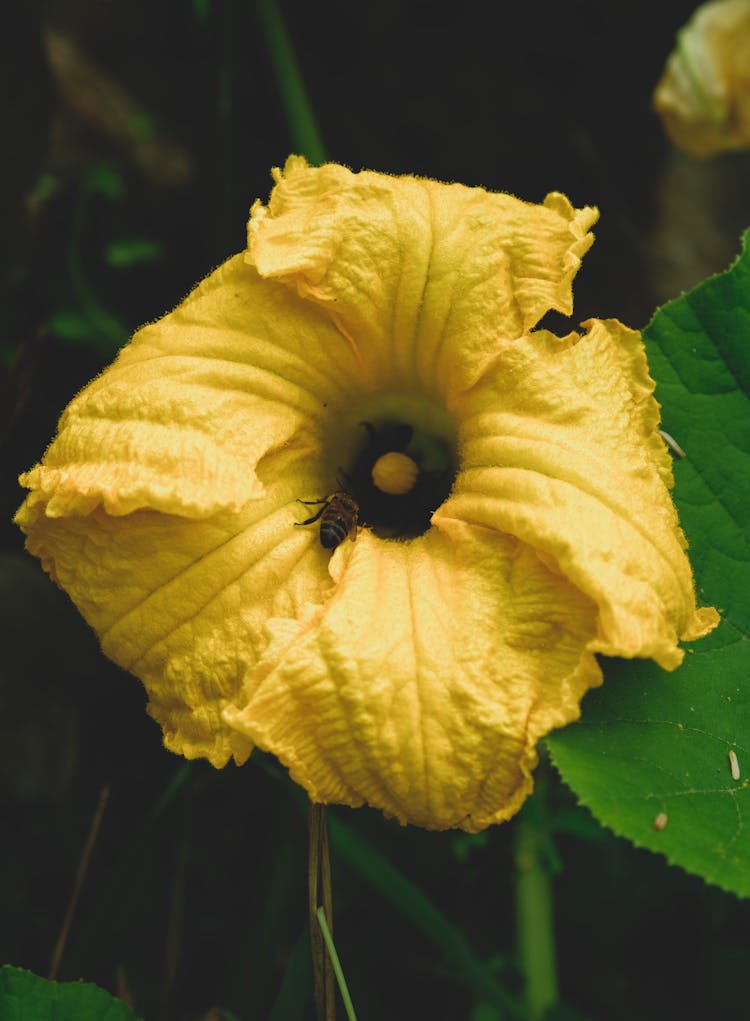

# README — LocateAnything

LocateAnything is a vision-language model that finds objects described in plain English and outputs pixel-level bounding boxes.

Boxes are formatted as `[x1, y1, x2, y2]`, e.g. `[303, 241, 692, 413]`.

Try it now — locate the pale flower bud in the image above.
[653, 0, 750, 157]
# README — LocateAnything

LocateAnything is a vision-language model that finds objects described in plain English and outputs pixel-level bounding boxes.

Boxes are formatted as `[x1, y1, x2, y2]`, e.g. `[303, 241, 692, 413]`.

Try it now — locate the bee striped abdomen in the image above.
[296, 490, 359, 551]
[319, 492, 358, 550]
[320, 517, 351, 549]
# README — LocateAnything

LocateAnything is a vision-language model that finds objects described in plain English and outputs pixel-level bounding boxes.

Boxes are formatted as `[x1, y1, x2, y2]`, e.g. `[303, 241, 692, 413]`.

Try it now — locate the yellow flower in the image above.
[15, 157, 718, 832]
[653, 0, 750, 157]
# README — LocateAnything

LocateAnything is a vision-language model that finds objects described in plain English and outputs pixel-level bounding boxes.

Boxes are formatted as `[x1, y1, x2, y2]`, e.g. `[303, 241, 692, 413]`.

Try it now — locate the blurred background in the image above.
[2, 2, 749, 1019]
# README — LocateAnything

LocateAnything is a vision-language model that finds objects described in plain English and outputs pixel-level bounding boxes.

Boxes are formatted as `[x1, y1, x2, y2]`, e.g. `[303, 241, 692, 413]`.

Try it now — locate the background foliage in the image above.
[2, 2, 749, 1019]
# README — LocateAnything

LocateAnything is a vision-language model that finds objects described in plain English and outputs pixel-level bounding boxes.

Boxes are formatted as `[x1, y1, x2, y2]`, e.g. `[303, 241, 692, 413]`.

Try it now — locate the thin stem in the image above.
[216, 0, 236, 255]
[316, 906, 358, 1021]
[68, 185, 128, 351]
[49, 785, 110, 979]
[256, 753, 523, 1017]
[255, 0, 327, 163]
[514, 782, 558, 1020]
[158, 807, 189, 1019]
[308, 802, 335, 1020]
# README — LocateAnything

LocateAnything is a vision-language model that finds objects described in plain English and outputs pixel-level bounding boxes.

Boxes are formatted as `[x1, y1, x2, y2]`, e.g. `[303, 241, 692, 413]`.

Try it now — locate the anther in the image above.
[371, 452, 419, 496]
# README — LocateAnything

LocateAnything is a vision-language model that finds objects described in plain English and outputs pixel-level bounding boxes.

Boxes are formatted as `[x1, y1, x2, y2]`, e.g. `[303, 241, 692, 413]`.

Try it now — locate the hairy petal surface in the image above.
[15, 159, 717, 829]
[18, 254, 363, 521]
[18, 494, 337, 766]
[15, 254, 362, 763]
[439, 318, 718, 669]
[225, 524, 601, 832]
[248, 157, 598, 398]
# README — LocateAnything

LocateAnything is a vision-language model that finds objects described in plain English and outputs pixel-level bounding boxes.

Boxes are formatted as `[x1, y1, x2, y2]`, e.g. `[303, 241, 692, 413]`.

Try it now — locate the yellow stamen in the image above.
[371, 452, 419, 495]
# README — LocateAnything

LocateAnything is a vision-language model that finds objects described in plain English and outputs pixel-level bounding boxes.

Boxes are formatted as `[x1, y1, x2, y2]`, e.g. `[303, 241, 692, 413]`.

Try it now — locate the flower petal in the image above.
[438, 318, 718, 669]
[17, 253, 362, 521]
[15, 253, 365, 764]
[248, 156, 598, 396]
[224, 524, 600, 832]
[15, 159, 718, 832]
[16, 491, 340, 765]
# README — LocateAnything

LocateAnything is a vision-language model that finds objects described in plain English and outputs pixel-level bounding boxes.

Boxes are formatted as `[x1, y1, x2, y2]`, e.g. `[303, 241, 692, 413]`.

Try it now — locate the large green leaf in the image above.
[0, 966, 142, 1021]
[548, 230, 750, 897]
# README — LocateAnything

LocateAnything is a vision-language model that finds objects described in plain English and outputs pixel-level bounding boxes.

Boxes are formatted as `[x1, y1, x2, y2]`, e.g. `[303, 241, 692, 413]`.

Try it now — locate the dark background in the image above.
[2, 2, 749, 1019]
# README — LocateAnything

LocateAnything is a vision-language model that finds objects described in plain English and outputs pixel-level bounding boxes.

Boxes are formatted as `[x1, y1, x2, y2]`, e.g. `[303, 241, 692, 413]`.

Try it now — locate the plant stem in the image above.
[316, 907, 358, 1021]
[68, 185, 129, 352]
[217, 0, 237, 255]
[49, 785, 110, 980]
[514, 785, 559, 1019]
[255, 0, 327, 163]
[309, 802, 335, 1020]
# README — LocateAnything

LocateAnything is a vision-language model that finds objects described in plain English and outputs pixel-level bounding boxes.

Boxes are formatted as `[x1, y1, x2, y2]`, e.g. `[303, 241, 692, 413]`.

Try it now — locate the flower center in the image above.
[333, 394, 458, 540]
[371, 452, 419, 495]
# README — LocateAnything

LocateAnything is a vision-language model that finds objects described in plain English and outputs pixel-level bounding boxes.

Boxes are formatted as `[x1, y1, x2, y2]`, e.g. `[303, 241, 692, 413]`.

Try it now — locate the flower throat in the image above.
[342, 418, 457, 540]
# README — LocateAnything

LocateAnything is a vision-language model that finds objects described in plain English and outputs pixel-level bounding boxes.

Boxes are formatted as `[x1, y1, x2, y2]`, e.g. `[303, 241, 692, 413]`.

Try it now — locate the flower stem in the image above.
[316, 907, 358, 1021]
[216, 0, 237, 255]
[308, 802, 336, 1020]
[68, 183, 129, 352]
[514, 781, 558, 1019]
[49, 785, 110, 979]
[255, 0, 327, 164]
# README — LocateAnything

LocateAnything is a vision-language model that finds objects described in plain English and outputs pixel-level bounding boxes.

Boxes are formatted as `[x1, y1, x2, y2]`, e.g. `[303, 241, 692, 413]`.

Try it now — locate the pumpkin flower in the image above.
[653, 0, 750, 157]
[15, 158, 718, 832]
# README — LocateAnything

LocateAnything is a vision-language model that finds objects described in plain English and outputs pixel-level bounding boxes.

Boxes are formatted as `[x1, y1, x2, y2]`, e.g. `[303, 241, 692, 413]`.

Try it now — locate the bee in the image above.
[296, 490, 359, 550]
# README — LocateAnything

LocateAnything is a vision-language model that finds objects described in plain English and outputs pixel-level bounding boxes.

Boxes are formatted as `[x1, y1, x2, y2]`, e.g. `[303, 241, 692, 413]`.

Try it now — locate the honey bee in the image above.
[296, 490, 359, 550]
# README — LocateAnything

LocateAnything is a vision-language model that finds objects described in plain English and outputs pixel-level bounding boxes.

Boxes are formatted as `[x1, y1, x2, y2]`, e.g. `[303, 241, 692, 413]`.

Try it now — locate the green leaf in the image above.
[548, 229, 750, 897]
[31, 173, 59, 202]
[255, 0, 327, 165]
[192, 0, 212, 25]
[0, 966, 142, 1021]
[127, 112, 156, 142]
[85, 163, 125, 199]
[48, 309, 100, 342]
[267, 928, 310, 1021]
[105, 238, 163, 268]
